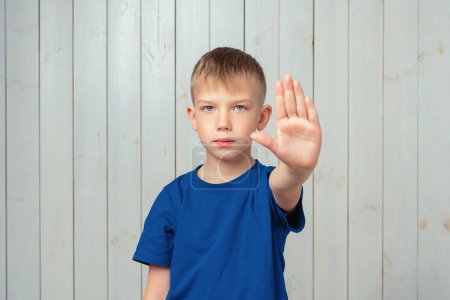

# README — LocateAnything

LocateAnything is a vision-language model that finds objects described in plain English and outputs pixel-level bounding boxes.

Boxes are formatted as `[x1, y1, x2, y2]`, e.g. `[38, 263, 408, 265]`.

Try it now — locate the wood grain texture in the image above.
[418, 0, 450, 299]
[0, 0, 5, 297]
[6, 0, 40, 298]
[74, 0, 108, 298]
[40, 0, 74, 298]
[210, 0, 243, 49]
[383, 0, 418, 298]
[314, 0, 349, 298]
[348, 0, 384, 298]
[1, 1, 449, 299]
[108, 0, 142, 299]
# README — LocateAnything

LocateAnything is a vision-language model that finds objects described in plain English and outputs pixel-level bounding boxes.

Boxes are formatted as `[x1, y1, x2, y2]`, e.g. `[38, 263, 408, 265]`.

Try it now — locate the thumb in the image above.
[250, 131, 278, 154]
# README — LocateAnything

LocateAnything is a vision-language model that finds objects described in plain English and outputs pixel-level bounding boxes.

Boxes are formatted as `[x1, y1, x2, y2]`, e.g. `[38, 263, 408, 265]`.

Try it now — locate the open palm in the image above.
[251, 74, 322, 172]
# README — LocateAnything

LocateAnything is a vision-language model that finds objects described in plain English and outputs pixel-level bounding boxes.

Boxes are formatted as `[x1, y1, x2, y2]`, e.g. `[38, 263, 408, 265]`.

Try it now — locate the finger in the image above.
[294, 80, 309, 119]
[305, 96, 320, 127]
[250, 131, 278, 155]
[284, 74, 298, 118]
[275, 80, 287, 121]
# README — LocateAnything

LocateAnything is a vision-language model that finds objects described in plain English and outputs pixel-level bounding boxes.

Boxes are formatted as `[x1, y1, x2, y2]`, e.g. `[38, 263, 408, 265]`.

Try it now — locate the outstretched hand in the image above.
[251, 74, 322, 173]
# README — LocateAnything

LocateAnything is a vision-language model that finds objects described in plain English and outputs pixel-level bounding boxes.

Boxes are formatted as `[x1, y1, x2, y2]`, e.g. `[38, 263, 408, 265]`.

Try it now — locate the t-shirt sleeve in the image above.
[267, 167, 306, 233]
[132, 188, 175, 267]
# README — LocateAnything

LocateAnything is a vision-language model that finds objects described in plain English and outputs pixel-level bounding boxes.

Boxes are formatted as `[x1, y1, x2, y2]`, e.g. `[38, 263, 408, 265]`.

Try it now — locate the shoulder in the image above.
[151, 168, 197, 222]
[256, 161, 276, 181]
[162, 167, 196, 199]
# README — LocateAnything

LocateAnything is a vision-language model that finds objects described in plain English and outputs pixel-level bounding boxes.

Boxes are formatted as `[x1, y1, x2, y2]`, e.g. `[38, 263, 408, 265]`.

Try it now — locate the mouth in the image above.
[213, 138, 235, 147]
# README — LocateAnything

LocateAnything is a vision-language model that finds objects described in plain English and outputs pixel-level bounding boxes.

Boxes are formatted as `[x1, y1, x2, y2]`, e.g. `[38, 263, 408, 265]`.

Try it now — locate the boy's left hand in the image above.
[251, 74, 322, 174]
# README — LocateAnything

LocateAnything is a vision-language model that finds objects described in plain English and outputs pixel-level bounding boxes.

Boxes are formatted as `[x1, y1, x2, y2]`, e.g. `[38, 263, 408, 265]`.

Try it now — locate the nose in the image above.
[217, 110, 231, 131]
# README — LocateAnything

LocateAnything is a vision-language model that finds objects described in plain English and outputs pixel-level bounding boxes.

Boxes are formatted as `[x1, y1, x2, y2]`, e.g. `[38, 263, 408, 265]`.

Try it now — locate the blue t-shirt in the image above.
[133, 159, 305, 299]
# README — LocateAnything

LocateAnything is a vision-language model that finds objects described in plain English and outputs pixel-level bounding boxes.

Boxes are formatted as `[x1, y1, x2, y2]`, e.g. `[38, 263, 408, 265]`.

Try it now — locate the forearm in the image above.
[269, 162, 312, 213]
[143, 265, 170, 300]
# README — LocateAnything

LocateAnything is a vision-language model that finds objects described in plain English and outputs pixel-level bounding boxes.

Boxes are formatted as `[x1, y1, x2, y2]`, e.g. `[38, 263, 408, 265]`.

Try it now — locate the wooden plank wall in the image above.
[1, 0, 449, 299]
[5, 1, 40, 299]
[74, 0, 108, 298]
[0, 0, 5, 298]
[40, 0, 73, 299]
[314, 0, 348, 298]
[384, 0, 418, 298]
[417, 1, 450, 299]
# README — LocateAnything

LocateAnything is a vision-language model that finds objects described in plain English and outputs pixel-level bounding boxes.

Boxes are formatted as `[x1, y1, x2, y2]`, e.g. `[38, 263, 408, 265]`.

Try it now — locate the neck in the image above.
[197, 152, 256, 184]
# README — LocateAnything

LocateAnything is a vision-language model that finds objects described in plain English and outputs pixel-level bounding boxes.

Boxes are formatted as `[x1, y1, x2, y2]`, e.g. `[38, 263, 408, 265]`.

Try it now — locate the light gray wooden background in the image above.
[1, 0, 449, 299]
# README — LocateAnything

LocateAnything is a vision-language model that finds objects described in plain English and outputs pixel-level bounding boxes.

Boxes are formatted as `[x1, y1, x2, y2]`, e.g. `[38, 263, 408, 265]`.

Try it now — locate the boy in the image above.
[133, 47, 322, 299]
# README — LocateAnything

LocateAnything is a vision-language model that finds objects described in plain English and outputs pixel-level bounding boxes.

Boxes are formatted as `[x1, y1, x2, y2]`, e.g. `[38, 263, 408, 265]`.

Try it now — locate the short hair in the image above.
[190, 47, 266, 104]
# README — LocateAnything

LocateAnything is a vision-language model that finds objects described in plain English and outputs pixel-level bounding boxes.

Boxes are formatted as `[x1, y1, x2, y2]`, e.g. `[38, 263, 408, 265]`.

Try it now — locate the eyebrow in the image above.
[196, 99, 253, 104]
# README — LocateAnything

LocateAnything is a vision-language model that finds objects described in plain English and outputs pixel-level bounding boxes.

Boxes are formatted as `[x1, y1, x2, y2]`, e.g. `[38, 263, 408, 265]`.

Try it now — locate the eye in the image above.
[234, 105, 246, 111]
[201, 105, 214, 112]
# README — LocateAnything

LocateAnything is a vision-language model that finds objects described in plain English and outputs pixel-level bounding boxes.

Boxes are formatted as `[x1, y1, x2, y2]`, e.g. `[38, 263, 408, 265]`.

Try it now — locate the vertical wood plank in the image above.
[108, 0, 141, 299]
[210, 0, 243, 49]
[383, 0, 418, 298]
[279, 0, 314, 299]
[74, 0, 108, 298]
[6, 0, 40, 298]
[244, 0, 278, 167]
[418, 0, 450, 299]
[40, 0, 74, 298]
[176, 0, 209, 175]
[348, 0, 383, 299]
[0, 0, 6, 297]
[141, 0, 175, 297]
[313, 0, 349, 298]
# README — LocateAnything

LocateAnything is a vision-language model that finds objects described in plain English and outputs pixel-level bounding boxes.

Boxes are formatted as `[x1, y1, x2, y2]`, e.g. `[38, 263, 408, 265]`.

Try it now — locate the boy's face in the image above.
[187, 77, 271, 163]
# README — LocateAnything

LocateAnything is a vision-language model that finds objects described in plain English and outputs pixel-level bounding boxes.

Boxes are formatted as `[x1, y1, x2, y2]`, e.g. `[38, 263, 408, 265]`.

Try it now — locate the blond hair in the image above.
[190, 47, 266, 103]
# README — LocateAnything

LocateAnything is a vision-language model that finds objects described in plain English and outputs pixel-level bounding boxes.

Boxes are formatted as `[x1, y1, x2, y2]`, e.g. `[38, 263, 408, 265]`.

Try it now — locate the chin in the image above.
[212, 149, 252, 163]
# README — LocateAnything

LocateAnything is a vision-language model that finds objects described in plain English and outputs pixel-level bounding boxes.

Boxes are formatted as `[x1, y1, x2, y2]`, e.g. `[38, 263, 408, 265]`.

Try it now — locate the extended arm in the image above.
[251, 74, 322, 213]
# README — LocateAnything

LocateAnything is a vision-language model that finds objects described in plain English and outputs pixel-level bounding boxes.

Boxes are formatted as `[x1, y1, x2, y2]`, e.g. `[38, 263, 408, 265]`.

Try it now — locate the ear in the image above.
[186, 105, 198, 131]
[256, 104, 272, 131]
